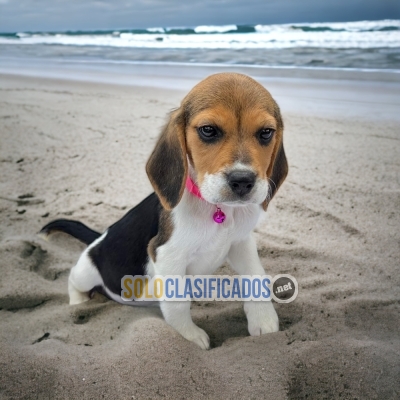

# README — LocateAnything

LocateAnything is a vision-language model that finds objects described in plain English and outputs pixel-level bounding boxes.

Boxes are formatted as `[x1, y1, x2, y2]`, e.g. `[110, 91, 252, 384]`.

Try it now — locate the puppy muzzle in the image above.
[200, 167, 269, 206]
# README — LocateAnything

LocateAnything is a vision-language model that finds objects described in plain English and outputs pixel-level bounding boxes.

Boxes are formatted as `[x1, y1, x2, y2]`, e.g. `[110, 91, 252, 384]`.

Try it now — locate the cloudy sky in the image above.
[0, 0, 399, 32]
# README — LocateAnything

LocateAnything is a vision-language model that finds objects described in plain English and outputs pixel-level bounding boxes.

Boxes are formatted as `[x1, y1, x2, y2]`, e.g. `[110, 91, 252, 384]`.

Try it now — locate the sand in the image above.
[0, 70, 399, 399]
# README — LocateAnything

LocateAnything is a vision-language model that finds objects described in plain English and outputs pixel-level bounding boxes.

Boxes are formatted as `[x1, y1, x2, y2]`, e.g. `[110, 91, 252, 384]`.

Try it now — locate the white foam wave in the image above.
[147, 27, 165, 33]
[255, 19, 400, 33]
[194, 25, 237, 33]
[1, 20, 399, 50]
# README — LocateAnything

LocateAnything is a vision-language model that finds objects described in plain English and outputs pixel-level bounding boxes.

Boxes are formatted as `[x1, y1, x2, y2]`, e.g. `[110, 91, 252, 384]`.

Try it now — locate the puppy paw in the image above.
[180, 323, 210, 350]
[69, 290, 90, 305]
[244, 301, 279, 336]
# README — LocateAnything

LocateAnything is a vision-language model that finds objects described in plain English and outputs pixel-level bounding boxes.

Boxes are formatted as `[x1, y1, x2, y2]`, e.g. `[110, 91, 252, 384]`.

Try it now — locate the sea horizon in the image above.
[0, 19, 399, 71]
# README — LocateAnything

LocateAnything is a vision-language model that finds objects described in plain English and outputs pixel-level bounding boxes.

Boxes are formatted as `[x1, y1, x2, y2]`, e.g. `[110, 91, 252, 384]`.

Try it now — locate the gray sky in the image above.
[0, 0, 399, 33]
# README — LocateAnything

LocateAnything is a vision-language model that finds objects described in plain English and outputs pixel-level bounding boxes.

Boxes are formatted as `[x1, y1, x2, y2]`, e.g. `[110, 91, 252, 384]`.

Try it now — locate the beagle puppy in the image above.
[40, 73, 288, 349]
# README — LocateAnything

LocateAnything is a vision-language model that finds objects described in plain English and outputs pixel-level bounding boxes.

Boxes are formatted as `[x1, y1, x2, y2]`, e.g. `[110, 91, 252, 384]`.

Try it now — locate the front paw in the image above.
[244, 301, 279, 336]
[179, 323, 210, 350]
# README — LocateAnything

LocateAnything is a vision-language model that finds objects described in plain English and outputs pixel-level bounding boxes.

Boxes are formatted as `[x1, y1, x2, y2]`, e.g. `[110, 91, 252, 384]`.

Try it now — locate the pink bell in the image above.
[186, 177, 226, 224]
[213, 207, 226, 224]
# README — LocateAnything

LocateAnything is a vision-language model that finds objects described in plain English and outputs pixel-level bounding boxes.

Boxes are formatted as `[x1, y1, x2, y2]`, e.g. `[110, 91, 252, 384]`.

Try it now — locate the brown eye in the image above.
[258, 128, 275, 145]
[197, 125, 221, 142]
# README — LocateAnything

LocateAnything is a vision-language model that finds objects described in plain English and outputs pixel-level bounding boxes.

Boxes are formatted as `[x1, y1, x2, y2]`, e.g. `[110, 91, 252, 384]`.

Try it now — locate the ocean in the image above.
[0, 20, 399, 70]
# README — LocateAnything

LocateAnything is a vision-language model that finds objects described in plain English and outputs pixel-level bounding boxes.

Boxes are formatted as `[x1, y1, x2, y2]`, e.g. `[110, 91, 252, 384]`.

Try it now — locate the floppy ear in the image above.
[262, 139, 288, 211]
[146, 109, 188, 210]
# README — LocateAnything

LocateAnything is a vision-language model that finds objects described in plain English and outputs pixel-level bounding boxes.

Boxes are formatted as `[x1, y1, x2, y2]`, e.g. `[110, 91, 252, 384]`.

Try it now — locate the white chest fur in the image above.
[145, 190, 278, 351]
[147, 190, 262, 277]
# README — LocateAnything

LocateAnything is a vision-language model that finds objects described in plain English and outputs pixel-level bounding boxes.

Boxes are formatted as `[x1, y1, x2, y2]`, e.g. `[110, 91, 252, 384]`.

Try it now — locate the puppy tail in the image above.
[38, 219, 101, 245]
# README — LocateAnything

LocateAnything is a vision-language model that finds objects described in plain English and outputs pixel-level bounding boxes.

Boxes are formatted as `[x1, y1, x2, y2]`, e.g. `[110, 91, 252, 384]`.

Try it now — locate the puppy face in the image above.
[146, 73, 288, 210]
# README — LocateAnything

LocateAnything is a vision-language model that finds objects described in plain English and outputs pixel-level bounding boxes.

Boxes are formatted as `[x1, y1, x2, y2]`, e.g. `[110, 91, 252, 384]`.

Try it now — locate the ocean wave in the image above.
[147, 27, 165, 33]
[255, 20, 400, 33]
[194, 25, 238, 33]
[1, 20, 399, 50]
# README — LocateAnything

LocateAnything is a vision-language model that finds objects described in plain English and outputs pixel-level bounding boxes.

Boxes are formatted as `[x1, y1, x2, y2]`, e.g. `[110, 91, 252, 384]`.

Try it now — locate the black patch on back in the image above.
[88, 193, 161, 295]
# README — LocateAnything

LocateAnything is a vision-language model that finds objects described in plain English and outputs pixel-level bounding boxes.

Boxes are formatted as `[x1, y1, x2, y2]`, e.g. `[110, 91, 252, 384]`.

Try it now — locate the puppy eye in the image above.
[258, 128, 275, 144]
[197, 125, 220, 142]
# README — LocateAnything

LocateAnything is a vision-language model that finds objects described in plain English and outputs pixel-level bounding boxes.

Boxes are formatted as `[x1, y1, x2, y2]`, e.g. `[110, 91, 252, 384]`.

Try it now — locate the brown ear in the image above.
[262, 140, 288, 210]
[146, 109, 187, 210]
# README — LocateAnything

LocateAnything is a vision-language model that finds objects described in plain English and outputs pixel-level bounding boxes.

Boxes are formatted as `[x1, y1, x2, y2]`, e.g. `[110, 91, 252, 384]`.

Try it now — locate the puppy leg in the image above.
[68, 250, 103, 305]
[243, 300, 279, 336]
[227, 234, 279, 335]
[151, 258, 210, 350]
[160, 301, 210, 350]
[68, 277, 90, 305]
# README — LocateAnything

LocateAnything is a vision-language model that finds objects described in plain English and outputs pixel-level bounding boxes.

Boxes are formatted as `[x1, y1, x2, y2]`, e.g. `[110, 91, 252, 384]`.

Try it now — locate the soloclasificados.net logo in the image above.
[121, 275, 298, 303]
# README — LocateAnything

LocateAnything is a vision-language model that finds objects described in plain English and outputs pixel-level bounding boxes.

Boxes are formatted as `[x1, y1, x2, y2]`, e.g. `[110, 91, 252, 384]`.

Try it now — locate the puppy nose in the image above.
[227, 171, 256, 196]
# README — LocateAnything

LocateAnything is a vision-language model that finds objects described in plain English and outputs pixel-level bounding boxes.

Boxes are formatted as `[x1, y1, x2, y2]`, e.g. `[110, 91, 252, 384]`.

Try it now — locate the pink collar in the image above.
[185, 177, 203, 199]
[185, 176, 226, 224]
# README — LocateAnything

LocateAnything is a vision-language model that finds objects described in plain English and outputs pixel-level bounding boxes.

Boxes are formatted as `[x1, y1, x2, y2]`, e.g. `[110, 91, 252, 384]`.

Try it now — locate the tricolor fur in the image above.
[40, 73, 288, 349]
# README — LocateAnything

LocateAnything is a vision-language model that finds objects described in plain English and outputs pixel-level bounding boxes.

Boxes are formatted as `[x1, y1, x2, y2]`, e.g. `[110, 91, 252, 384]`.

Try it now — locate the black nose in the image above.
[227, 171, 256, 197]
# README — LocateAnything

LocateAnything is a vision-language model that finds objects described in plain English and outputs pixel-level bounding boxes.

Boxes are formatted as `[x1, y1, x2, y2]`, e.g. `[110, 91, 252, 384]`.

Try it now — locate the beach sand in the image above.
[0, 70, 399, 399]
